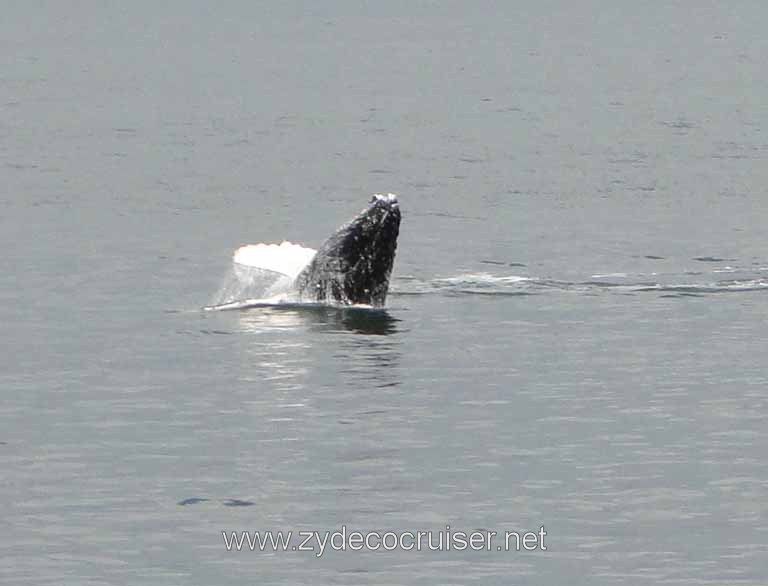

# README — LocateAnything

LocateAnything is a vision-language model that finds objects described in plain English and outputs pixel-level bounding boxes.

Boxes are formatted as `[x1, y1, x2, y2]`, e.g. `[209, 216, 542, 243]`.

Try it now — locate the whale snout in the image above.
[371, 193, 399, 208]
[368, 192, 401, 231]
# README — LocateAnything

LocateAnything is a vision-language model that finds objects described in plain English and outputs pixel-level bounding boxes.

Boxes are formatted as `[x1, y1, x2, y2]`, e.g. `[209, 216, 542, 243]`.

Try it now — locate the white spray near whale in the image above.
[208, 241, 317, 309]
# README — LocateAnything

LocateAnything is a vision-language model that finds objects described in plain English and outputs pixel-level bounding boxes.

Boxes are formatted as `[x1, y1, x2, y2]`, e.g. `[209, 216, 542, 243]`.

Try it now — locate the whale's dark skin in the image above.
[294, 194, 401, 307]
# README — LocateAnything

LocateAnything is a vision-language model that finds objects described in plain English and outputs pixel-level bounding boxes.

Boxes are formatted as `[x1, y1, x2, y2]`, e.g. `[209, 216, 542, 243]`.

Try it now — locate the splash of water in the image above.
[208, 241, 317, 307]
[232, 242, 316, 277]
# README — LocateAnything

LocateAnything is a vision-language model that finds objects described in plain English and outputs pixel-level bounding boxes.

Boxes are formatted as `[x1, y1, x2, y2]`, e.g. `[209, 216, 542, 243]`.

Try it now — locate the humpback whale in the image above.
[294, 193, 401, 307]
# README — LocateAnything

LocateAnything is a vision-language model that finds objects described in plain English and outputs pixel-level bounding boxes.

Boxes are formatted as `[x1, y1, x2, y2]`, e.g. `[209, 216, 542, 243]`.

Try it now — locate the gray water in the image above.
[3, 2, 768, 584]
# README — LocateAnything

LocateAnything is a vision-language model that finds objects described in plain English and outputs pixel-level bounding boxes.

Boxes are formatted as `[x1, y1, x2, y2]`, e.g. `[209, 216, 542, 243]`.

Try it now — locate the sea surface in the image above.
[2, 2, 767, 584]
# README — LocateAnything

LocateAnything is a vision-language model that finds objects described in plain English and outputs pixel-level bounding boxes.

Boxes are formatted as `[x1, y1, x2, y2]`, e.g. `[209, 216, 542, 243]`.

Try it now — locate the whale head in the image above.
[294, 194, 401, 307]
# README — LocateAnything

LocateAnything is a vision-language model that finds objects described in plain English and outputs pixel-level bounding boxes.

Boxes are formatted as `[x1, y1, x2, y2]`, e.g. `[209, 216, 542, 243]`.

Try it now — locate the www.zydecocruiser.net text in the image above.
[223, 525, 547, 557]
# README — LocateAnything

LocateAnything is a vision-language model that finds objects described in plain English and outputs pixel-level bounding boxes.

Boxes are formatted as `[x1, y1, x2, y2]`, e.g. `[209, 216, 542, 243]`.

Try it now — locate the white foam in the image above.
[435, 273, 531, 285]
[233, 241, 317, 278]
[373, 193, 398, 204]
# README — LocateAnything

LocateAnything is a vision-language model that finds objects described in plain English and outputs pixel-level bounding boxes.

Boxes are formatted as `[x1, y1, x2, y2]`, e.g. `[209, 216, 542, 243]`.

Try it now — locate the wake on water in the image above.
[207, 241, 768, 310]
[390, 266, 768, 299]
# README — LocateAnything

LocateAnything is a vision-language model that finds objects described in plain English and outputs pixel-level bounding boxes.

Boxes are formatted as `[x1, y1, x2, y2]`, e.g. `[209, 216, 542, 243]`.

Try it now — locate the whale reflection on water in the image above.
[209, 305, 403, 393]
[230, 305, 400, 337]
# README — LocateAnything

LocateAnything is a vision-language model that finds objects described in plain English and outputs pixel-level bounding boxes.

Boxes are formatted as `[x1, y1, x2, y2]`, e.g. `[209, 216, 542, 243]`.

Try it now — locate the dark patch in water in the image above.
[638, 286, 715, 294]
[581, 281, 658, 289]
[644, 255, 665, 260]
[661, 119, 695, 129]
[580, 281, 626, 288]
[223, 499, 255, 507]
[480, 260, 506, 266]
[659, 292, 704, 298]
[178, 497, 209, 506]
[508, 262, 527, 267]
[693, 256, 735, 262]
